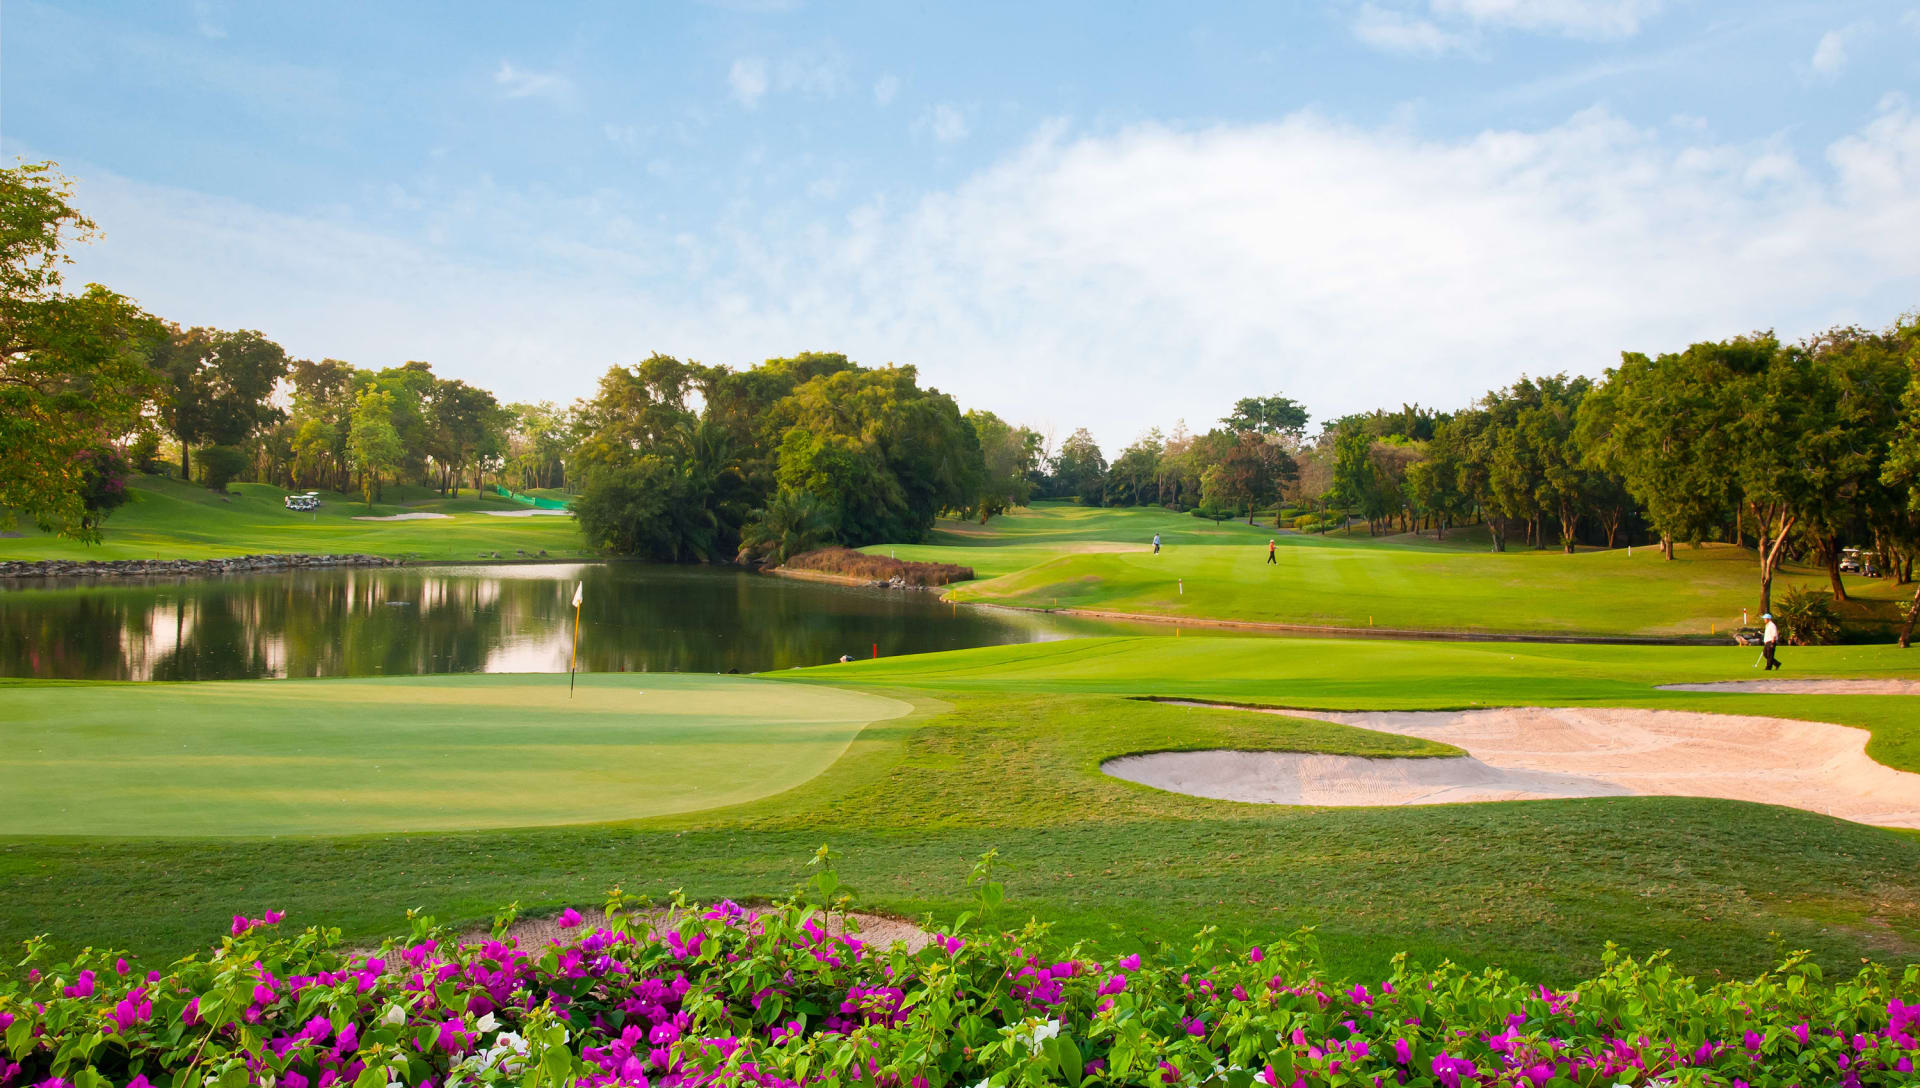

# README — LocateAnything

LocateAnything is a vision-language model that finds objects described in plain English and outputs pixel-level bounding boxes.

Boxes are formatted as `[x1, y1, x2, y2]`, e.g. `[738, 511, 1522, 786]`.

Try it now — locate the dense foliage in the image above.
[1046, 314, 1920, 620]
[4, 856, 1917, 1088]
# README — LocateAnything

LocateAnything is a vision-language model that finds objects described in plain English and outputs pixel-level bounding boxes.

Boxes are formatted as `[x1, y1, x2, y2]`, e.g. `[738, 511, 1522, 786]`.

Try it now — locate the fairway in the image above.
[0, 476, 585, 562]
[871, 502, 1907, 638]
[0, 673, 910, 836]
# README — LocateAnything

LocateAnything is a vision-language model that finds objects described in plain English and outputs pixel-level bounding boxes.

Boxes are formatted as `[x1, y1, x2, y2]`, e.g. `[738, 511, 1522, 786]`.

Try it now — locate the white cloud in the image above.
[1353, 4, 1473, 55]
[1810, 29, 1849, 78]
[493, 61, 573, 103]
[728, 57, 768, 108]
[47, 99, 1920, 455]
[1431, 0, 1663, 38]
[874, 74, 900, 107]
[918, 104, 970, 144]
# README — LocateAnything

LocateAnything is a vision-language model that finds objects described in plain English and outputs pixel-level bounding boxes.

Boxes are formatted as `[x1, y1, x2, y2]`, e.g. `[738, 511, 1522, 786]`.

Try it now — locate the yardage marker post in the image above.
[569, 582, 583, 697]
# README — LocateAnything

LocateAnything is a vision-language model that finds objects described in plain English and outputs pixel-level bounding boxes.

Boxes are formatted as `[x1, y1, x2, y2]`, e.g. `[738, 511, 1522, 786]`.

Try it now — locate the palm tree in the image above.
[738, 490, 833, 565]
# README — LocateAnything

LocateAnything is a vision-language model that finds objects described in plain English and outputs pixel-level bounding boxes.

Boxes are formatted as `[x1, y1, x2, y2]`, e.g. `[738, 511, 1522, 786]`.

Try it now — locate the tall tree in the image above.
[966, 409, 1041, 523]
[153, 326, 290, 484]
[1049, 428, 1108, 504]
[1222, 395, 1311, 444]
[347, 388, 403, 505]
[0, 162, 161, 541]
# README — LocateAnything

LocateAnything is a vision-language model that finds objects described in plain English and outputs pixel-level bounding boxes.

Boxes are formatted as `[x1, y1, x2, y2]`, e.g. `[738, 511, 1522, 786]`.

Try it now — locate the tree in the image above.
[1050, 428, 1108, 503]
[737, 489, 834, 564]
[1104, 430, 1163, 507]
[1874, 314, 1920, 645]
[1327, 426, 1375, 534]
[347, 388, 403, 505]
[1202, 432, 1296, 524]
[966, 409, 1041, 523]
[0, 162, 162, 542]
[1222, 395, 1311, 444]
[426, 378, 505, 496]
[152, 326, 290, 485]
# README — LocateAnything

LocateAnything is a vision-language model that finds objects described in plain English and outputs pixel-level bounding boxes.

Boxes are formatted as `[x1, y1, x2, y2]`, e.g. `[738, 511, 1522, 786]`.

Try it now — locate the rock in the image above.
[0, 553, 402, 581]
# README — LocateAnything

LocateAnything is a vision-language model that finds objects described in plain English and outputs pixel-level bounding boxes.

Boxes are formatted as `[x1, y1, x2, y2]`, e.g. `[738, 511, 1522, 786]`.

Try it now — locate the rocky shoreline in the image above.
[0, 553, 402, 580]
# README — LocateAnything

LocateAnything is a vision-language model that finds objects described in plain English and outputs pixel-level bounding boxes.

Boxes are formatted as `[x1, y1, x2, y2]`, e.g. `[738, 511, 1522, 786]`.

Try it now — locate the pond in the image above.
[0, 563, 1165, 681]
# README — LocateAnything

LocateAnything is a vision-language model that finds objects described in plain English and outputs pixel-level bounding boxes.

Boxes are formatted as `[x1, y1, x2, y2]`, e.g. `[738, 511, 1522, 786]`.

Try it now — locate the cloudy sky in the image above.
[6, 0, 1918, 453]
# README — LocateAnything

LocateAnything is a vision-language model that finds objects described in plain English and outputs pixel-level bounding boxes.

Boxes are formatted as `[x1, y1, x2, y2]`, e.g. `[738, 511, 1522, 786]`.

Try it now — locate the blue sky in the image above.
[6, 0, 1918, 452]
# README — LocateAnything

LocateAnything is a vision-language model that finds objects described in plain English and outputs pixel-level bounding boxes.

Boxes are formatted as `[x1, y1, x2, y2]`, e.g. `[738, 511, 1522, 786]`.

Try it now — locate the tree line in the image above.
[10, 160, 1920, 631]
[4, 163, 621, 533]
[1033, 318, 1920, 626]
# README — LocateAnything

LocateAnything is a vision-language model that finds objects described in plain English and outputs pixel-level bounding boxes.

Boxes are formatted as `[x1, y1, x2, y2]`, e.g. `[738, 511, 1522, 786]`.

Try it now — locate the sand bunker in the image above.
[1111, 703, 1920, 828]
[1104, 749, 1622, 806]
[482, 509, 572, 517]
[1659, 679, 1920, 695]
[352, 512, 451, 521]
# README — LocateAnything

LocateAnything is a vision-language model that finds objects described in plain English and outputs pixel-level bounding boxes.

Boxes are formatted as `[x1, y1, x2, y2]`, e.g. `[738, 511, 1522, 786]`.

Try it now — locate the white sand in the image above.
[1659, 679, 1920, 695]
[352, 512, 451, 521]
[1111, 703, 1920, 828]
[482, 509, 572, 517]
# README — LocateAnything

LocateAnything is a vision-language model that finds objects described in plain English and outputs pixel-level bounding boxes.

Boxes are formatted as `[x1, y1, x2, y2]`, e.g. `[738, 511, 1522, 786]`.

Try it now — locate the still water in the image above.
[0, 563, 1160, 681]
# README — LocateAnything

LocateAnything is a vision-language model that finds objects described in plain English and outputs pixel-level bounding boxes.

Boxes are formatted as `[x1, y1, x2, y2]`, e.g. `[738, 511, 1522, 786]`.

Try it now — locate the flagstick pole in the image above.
[569, 600, 581, 697]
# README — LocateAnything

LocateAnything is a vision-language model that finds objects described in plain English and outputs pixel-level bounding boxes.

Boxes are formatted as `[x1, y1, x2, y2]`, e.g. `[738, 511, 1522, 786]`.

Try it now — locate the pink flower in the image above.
[1119, 954, 1141, 970]
[556, 908, 583, 929]
[1248, 946, 1264, 963]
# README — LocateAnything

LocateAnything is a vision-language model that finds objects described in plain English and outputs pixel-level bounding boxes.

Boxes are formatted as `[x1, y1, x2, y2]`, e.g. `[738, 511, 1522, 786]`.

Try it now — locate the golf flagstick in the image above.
[569, 582, 583, 697]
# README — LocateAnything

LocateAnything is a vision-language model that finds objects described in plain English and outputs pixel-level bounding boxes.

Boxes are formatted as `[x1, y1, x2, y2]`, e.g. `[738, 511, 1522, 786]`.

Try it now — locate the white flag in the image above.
[571, 582, 583, 608]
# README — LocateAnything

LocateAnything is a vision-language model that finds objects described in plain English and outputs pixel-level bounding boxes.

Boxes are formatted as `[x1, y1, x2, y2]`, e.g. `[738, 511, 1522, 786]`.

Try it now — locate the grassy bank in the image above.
[4, 637, 1918, 983]
[0, 475, 586, 562]
[869, 503, 1906, 638]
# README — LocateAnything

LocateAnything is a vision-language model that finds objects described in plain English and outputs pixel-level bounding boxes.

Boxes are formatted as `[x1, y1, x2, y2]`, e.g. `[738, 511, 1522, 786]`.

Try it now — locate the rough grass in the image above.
[784, 546, 973, 586]
[0, 475, 586, 562]
[6, 637, 1920, 984]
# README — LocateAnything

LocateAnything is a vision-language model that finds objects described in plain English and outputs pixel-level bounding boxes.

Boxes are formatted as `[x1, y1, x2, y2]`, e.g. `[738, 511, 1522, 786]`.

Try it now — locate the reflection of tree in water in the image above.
[1, 566, 1150, 681]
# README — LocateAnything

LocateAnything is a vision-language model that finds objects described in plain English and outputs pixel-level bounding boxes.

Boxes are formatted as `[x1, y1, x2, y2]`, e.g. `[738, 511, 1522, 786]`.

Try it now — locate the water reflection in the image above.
[0, 563, 1161, 681]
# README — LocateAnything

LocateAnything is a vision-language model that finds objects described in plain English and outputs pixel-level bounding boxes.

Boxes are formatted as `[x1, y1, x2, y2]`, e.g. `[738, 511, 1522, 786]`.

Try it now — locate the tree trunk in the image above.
[1489, 516, 1507, 553]
[179, 440, 191, 482]
[1902, 585, 1920, 648]
[1662, 532, 1674, 560]
[1750, 503, 1798, 617]
[1826, 546, 1848, 603]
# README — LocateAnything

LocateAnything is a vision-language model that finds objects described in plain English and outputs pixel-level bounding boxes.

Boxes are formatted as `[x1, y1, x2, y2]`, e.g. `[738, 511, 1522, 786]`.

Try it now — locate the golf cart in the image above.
[284, 492, 322, 512]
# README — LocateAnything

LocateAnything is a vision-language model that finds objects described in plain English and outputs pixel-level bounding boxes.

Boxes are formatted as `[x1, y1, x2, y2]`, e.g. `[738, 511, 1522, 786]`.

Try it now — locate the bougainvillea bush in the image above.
[3, 852, 1916, 1088]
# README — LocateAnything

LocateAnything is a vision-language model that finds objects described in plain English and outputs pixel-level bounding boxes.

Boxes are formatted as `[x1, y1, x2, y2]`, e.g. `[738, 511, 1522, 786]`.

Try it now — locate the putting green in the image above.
[0, 674, 910, 837]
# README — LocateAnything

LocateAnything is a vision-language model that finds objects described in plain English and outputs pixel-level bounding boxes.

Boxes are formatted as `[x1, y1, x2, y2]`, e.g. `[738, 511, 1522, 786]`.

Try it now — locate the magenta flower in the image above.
[1119, 954, 1140, 970]
[1394, 1038, 1412, 1065]
[1098, 974, 1127, 996]
[1248, 946, 1264, 964]
[556, 908, 583, 929]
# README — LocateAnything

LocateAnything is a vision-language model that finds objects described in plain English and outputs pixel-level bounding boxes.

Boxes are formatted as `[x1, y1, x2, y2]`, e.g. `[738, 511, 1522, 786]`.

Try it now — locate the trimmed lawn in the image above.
[871, 502, 1906, 638]
[0, 476, 585, 561]
[4, 637, 1919, 983]
[0, 673, 910, 835]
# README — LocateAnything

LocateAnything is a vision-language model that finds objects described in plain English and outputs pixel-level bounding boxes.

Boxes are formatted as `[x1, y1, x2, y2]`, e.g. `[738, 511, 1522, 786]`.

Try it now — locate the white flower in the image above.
[381, 1004, 405, 1026]
[474, 1012, 499, 1033]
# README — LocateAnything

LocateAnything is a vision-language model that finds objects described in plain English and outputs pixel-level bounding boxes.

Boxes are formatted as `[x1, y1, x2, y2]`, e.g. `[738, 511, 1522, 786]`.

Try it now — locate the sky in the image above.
[4, 0, 1918, 454]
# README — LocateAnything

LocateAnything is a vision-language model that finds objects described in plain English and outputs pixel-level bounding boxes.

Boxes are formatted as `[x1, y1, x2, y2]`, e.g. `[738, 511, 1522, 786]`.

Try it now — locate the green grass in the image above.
[0, 673, 909, 836]
[5, 636, 1920, 984]
[0, 475, 585, 561]
[871, 502, 1906, 638]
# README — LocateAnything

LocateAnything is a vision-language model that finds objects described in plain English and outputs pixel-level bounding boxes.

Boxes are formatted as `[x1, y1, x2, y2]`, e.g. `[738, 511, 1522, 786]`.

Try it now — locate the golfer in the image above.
[1266, 539, 1277, 565]
[1152, 533, 1161, 555]
[1761, 612, 1781, 671]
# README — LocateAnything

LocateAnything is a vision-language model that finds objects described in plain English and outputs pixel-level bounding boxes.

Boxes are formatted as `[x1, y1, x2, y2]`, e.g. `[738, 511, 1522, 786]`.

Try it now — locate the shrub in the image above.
[1776, 586, 1842, 645]
[1191, 505, 1232, 524]
[2, 855, 1917, 1088]
[782, 546, 972, 587]
[193, 445, 249, 494]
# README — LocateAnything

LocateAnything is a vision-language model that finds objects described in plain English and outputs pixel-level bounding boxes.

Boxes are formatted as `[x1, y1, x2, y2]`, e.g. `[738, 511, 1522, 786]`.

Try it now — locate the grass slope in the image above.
[0, 476, 585, 561]
[5, 637, 1919, 983]
[0, 673, 909, 836]
[872, 503, 1905, 638]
